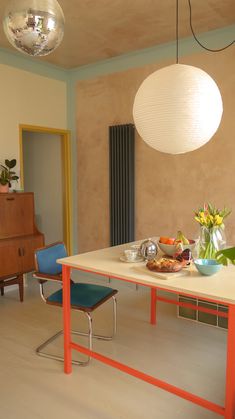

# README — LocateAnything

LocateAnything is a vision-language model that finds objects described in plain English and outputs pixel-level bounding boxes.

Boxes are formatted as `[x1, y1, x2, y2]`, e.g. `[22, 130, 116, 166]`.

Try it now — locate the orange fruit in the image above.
[159, 236, 169, 244]
[159, 236, 175, 245]
[166, 238, 175, 245]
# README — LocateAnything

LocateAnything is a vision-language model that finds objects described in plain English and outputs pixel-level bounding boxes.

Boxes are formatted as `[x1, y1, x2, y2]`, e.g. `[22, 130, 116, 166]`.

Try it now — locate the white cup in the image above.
[124, 249, 138, 261]
[130, 244, 141, 256]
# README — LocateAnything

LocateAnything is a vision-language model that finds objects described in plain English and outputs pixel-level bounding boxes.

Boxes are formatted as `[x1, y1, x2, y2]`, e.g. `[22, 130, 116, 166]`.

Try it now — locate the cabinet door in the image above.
[21, 235, 44, 273]
[0, 193, 35, 239]
[0, 239, 22, 277]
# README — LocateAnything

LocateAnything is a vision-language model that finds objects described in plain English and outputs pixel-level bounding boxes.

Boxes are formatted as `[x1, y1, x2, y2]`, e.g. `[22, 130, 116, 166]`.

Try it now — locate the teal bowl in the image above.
[194, 259, 222, 276]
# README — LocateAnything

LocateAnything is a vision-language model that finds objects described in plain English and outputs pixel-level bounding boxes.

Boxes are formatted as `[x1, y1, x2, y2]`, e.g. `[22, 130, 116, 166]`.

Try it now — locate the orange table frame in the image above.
[62, 264, 235, 419]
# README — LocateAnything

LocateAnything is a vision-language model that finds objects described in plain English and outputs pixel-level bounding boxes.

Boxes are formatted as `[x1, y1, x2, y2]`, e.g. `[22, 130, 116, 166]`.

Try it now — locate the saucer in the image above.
[120, 255, 144, 263]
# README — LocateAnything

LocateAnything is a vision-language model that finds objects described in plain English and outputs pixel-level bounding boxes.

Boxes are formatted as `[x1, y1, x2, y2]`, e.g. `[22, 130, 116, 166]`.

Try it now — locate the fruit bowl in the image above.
[157, 239, 196, 257]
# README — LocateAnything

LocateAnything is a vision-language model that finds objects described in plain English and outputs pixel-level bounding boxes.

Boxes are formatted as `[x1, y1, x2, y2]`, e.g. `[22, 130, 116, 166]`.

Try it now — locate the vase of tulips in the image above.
[194, 203, 230, 259]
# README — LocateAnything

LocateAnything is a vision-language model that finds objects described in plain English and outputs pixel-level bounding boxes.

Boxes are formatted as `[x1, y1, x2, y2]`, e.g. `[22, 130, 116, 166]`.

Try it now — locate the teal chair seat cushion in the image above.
[47, 283, 117, 311]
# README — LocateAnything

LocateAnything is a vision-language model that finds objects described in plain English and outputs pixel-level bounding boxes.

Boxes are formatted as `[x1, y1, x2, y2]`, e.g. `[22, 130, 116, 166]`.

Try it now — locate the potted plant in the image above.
[0, 159, 19, 192]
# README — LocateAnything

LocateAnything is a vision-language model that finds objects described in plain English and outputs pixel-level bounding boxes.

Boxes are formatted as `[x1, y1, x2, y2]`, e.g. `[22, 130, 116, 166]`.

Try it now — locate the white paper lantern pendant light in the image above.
[133, 0, 234, 155]
[133, 63, 223, 154]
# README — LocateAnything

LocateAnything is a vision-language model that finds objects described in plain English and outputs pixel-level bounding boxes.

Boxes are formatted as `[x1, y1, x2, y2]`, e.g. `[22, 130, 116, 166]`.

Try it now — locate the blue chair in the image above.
[33, 242, 118, 366]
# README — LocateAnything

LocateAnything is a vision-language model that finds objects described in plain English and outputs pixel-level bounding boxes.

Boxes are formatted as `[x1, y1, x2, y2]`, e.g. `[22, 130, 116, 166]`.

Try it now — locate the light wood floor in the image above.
[0, 273, 227, 419]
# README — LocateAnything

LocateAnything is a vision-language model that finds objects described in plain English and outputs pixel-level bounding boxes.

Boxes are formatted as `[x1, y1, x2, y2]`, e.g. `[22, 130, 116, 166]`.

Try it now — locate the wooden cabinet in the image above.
[0, 235, 44, 277]
[0, 192, 44, 300]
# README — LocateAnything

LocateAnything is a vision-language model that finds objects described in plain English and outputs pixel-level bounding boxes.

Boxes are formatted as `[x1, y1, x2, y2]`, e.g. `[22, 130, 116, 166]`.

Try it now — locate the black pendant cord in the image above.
[176, 0, 179, 63]
[188, 0, 235, 52]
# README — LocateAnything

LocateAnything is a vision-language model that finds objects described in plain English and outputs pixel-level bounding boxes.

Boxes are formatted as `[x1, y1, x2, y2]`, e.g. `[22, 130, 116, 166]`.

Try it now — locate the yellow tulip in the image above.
[215, 215, 223, 225]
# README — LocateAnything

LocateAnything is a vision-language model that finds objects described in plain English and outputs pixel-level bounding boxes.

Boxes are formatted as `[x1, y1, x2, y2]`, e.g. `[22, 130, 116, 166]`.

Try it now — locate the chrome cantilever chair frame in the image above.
[33, 242, 117, 366]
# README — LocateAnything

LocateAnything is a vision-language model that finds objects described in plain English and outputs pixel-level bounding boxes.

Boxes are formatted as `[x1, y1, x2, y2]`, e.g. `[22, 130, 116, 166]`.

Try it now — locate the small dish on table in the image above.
[119, 255, 144, 263]
[120, 248, 144, 263]
[194, 259, 222, 276]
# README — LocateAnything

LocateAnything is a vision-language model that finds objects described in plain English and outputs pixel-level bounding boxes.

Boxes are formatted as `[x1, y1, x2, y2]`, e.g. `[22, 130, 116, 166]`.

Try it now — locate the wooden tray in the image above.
[134, 265, 190, 280]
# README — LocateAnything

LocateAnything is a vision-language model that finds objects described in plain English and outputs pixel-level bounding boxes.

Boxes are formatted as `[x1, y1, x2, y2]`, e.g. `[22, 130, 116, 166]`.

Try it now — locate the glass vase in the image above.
[198, 226, 226, 259]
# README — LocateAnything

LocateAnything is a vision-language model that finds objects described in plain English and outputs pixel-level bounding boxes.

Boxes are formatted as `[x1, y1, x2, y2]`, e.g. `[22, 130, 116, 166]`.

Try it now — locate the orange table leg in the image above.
[150, 288, 157, 325]
[62, 265, 72, 374]
[225, 304, 235, 419]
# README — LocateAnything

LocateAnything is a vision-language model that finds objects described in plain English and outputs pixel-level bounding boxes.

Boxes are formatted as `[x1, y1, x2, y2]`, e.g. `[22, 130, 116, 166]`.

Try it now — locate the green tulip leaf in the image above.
[216, 247, 235, 265]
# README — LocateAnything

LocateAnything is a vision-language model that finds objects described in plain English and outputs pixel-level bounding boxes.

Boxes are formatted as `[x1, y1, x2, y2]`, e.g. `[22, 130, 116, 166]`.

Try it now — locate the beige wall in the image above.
[0, 64, 67, 177]
[76, 48, 235, 252]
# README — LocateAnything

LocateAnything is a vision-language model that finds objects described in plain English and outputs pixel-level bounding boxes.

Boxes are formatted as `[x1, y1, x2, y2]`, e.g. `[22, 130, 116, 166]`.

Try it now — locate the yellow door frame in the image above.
[19, 124, 72, 255]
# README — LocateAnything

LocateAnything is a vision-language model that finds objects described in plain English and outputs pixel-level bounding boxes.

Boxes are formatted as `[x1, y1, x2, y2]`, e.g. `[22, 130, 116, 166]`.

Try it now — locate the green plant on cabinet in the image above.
[0, 159, 19, 186]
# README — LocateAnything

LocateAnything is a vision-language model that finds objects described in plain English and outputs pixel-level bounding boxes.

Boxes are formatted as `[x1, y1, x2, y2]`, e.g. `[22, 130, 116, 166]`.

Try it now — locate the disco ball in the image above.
[3, 0, 65, 56]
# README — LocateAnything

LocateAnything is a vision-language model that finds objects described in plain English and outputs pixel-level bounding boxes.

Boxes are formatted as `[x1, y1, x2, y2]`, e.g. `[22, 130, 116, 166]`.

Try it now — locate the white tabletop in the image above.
[57, 242, 235, 304]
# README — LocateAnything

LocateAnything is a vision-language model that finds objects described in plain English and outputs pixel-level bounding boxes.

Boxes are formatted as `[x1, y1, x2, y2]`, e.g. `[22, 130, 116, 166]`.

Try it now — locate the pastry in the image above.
[146, 257, 186, 273]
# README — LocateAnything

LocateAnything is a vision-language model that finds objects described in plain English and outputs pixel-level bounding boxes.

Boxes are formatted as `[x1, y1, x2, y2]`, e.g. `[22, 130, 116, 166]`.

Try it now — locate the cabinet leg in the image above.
[18, 274, 24, 302]
[0, 281, 4, 296]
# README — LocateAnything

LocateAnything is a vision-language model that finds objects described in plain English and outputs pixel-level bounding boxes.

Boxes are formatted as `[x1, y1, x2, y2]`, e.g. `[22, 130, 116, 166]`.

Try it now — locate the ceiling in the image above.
[0, 0, 234, 69]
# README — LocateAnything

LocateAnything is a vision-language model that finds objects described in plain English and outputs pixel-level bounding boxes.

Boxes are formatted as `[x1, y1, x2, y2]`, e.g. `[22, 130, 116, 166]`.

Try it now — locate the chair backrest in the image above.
[34, 242, 67, 275]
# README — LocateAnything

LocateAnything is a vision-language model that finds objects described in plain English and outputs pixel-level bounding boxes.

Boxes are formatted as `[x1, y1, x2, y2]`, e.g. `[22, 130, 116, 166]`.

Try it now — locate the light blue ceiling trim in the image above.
[0, 25, 233, 82]
[0, 46, 68, 81]
[69, 24, 235, 81]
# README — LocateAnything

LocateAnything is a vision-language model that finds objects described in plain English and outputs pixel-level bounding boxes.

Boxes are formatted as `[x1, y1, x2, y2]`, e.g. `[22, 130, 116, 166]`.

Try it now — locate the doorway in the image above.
[19, 124, 72, 254]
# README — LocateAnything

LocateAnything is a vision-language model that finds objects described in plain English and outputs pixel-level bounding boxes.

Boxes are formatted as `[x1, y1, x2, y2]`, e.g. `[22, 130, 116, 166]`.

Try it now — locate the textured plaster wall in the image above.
[76, 48, 235, 252]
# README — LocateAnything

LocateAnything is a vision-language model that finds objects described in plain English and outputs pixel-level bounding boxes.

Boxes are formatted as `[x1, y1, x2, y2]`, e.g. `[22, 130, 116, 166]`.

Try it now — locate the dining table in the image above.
[57, 241, 235, 419]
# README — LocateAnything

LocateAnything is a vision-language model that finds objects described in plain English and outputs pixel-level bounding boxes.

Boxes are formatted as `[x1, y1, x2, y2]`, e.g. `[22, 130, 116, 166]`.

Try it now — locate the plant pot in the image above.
[0, 183, 9, 193]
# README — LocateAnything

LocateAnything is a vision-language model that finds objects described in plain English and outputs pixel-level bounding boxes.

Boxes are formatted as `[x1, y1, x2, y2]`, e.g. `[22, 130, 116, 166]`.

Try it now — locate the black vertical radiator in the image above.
[109, 123, 135, 246]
